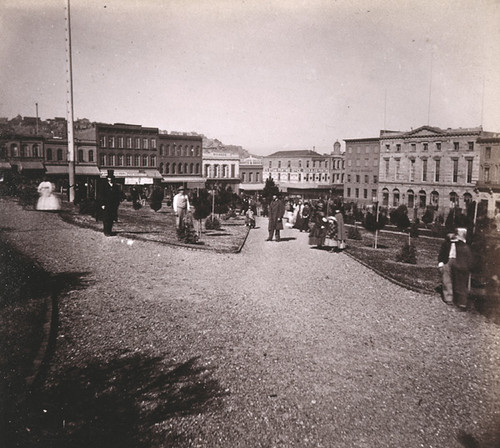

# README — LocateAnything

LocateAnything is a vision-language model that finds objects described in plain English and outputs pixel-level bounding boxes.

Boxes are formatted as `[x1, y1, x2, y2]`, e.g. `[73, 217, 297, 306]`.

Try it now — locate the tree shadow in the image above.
[8, 354, 226, 448]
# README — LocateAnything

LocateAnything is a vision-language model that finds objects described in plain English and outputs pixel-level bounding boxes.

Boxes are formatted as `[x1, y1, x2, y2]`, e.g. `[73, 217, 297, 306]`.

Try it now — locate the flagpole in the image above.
[65, 0, 75, 202]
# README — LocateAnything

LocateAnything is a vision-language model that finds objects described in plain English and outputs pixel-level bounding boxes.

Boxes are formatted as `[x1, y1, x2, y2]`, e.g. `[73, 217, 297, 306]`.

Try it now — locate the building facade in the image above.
[203, 151, 240, 193]
[239, 156, 264, 194]
[262, 149, 343, 198]
[477, 135, 500, 217]
[377, 126, 488, 218]
[158, 132, 204, 190]
[343, 137, 380, 208]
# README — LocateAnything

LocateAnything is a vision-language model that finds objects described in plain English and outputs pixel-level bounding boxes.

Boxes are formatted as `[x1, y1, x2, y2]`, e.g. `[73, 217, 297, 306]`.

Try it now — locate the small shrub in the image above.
[177, 217, 199, 244]
[205, 215, 221, 230]
[396, 243, 417, 264]
[348, 226, 362, 240]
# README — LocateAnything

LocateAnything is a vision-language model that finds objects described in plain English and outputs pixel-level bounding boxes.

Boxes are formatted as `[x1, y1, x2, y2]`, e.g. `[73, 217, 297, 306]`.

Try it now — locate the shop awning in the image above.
[239, 183, 265, 190]
[19, 161, 45, 170]
[45, 165, 68, 174]
[0, 162, 12, 169]
[100, 169, 162, 179]
[76, 166, 100, 176]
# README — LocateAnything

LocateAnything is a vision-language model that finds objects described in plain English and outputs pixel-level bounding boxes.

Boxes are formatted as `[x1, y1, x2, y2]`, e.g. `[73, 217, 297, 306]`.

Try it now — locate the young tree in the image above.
[262, 176, 279, 201]
[192, 188, 213, 236]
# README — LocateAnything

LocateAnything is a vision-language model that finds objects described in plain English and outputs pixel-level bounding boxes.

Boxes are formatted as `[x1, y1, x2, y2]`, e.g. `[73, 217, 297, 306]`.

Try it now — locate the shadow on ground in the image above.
[6, 354, 226, 448]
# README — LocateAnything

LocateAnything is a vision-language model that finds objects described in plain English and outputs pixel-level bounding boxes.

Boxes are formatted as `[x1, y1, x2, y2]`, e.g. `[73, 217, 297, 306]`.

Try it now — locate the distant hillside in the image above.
[202, 136, 250, 159]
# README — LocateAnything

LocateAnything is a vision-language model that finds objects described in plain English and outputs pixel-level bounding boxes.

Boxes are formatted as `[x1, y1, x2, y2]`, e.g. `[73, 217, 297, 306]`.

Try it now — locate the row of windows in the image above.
[100, 154, 157, 167]
[268, 159, 337, 169]
[271, 173, 331, 182]
[347, 174, 378, 184]
[204, 164, 237, 178]
[383, 141, 475, 153]
[347, 159, 379, 167]
[159, 144, 201, 157]
[99, 136, 157, 150]
[347, 146, 379, 154]
[241, 172, 261, 183]
[160, 163, 201, 175]
[383, 158, 474, 183]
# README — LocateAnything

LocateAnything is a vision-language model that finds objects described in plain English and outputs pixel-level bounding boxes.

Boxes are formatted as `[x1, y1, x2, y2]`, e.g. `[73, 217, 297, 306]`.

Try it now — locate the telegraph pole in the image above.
[65, 0, 75, 202]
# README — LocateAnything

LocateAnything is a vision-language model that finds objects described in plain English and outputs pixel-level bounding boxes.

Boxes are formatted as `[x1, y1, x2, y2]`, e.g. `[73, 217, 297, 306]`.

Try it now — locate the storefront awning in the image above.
[76, 166, 100, 176]
[100, 169, 162, 179]
[0, 162, 12, 169]
[239, 183, 265, 190]
[19, 161, 45, 171]
[45, 165, 68, 175]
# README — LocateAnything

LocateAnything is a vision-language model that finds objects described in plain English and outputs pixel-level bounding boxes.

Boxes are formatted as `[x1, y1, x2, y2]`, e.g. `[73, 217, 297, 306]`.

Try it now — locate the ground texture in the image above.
[1, 198, 500, 448]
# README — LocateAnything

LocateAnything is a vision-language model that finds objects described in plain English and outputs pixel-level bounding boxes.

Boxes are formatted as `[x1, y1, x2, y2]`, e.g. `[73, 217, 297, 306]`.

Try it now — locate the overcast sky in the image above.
[1, 0, 499, 155]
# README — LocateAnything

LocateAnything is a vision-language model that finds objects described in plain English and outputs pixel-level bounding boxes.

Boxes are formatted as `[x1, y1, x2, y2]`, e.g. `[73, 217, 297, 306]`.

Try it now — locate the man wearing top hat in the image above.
[100, 170, 122, 236]
[173, 186, 191, 229]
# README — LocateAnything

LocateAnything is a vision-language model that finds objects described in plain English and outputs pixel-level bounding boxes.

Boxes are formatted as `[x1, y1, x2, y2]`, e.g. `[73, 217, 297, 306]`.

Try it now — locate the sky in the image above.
[1, 0, 499, 155]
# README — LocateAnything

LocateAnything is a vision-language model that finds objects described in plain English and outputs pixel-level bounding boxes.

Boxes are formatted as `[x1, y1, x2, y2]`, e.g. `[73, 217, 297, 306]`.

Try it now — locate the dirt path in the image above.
[1, 199, 500, 447]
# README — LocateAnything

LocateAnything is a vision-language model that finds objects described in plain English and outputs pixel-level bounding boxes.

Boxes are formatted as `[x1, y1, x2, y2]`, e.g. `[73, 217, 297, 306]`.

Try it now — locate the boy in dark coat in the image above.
[100, 173, 122, 236]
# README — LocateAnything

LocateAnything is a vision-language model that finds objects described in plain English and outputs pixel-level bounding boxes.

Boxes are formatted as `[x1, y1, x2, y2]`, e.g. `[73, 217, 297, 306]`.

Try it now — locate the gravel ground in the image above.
[1, 198, 500, 448]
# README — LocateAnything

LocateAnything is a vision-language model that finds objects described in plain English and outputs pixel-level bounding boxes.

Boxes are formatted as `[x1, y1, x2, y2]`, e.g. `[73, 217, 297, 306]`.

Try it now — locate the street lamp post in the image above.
[65, 0, 76, 202]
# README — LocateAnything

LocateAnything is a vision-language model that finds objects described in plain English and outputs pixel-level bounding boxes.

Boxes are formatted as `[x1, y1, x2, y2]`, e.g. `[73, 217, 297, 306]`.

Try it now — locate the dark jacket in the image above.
[438, 237, 475, 271]
[268, 198, 285, 231]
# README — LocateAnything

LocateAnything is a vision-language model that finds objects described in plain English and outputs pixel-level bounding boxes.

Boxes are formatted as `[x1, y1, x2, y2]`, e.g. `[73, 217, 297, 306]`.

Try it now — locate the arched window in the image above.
[165, 163, 170, 174]
[11, 143, 18, 157]
[431, 191, 439, 207]
[393, 189, 400, 207]
[185, 163, 188, 174]
[89, 150, 94, 162]
[419, 190, 427, 208]
[196, 163, 200, 174]
[78, 149, 84, 162]
[382, 188, 389, 206]
[33, 144, 39, 157]
[172, 163, 177, 174]
[142, 155, 148, 167]
[46, 148, 52, 161]
[159, 144, 164, 156]
[21, 145, 28, 157]
[449, 192, 459, 207]
[178, 163, 183, 174]
[57, 148, 63, 161]
[190, 163, 194, 174]
[407, 189, 414, 208]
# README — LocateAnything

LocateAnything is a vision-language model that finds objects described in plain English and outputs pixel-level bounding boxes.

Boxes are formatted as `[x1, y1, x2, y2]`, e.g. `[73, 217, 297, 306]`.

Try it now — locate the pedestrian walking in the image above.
[267, 194, 285, 241]
[438, 227, 475, 310]
[335, 208, 346, 250]
[100, 171, 122, 236]
[173, 186, 191, 229]
[36, 177, 60, 211]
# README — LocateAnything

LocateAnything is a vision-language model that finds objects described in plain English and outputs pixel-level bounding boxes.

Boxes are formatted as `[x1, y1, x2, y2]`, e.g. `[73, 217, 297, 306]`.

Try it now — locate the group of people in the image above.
[265, 194, 346, 251]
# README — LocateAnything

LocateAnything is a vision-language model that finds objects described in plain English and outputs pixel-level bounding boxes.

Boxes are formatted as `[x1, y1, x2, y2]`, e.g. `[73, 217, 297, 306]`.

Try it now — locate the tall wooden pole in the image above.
[65, 0, 75, 202]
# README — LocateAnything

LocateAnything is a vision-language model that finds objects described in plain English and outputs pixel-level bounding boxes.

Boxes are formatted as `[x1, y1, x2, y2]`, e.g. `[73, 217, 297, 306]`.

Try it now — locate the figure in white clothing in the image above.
[36, 180, 60, 211]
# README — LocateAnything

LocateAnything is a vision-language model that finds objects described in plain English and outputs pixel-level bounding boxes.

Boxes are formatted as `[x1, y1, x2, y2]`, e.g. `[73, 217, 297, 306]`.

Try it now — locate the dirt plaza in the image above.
[1, 198, 500, 448]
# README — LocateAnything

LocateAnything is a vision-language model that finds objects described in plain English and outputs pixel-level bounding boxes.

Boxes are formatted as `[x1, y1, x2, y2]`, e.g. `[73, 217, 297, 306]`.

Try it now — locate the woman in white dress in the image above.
[36, 179, 61, 211]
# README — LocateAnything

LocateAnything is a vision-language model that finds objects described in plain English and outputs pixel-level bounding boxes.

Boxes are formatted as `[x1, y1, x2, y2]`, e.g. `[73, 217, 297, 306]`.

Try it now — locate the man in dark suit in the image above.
[267, 194, 285, 242]
[100, 171, 122, 236]
[438, 227, 474, 310]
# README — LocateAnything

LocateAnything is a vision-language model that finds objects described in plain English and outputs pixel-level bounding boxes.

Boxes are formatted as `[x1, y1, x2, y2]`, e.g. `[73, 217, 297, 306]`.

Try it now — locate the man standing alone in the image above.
[267, 194, 285, 242]
[173, 186, 191, 229]
[100, 171, 122, 236]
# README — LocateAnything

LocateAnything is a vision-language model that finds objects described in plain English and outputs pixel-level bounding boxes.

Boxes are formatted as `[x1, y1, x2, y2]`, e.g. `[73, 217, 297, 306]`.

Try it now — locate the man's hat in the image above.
[178, 186, 185, 191]
[107, 169, 115, 179]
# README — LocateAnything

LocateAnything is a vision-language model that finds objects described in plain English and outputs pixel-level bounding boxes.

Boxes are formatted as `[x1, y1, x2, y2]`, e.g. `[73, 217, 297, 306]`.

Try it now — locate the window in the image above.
[89, 150, 94, 162]
[364, 158, 369, 166]
[159, 163, 164, 174]
[485, 147, 491, 159]
[278, 161, 281, 168]
[396, 144, 401, 152]
[385, 144, 390, 152]
[347, 187, 351, 197]
[78, 149, 84, 162]
[299, 160, 302, 168]
[118, 137, 124, 148]
[306, 160, 310, 168]
[466, 159, 473, 183]
[287, 160, 291, 168]
[371, 189, 377, 201]
[422, 159, 428, 181]
[484, 167, 490, 183]
[33, 144, 39, 157]
[100, 154, 106, 166]
[134, 155, 140, 166]
[393, 189, 400, 207]
[109, 154, 115, 166]
[364, 189, 368, 199]
[141, 155, 147, 167]
[419, 190, 426, 208]
[364, 175, 369, 183]
[450, 192, 459, 207]
[196, 163, 200, 174]
[355, 159, 360, 167]
[143, 138, 149, 149]
[407, 190, 414, 208]
[151, 139, 156, 149]
[395, 159, 401, 180]
[109, 137, 115, 148]
[165, 163, 170, 174]
[242, 172, 246, 183]
[117, 155, 123, 166]
[172, 163, 177, 174]
[431, 191, 439, 207]
[423, 143, 428, 151]
[385, 159, 389, 178]
[126, 155, 131, 166]
[382, 189, 389, 206]
[10, 144, 18, 157]
[99, 136, 107, 148]
[126, 137, 132, 149]
[452, 159, 459, 182]
[151, 155, 156, 167]
[453, 142, 459, 151]
[355, 188, 359, 198]
[57, 148, 63, 161]
[356, 175, 360, 183]
[435, 159, 440, 182]
[269, 161, 272, 168]
[373, 175, 378, 183]
[436, 142, 441, 151]
[135, 138, 140, 149]
[411, 144, 416, 152]
[21, 145, 27, 157]
[159, 145, 164, 156]
[46, 148, 52, 160]
[178, 163, 183, 174]
[409, 159, 415, 182]
[347, 174, 351, 182]
[468, 142, 474, 151]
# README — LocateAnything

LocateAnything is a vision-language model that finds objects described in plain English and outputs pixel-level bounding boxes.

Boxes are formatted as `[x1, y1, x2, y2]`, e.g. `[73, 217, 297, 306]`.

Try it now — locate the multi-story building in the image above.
[329, 141, 345, 195]
[262, 148, 342, 199]
[0, 135, 45, 177]
[377, 126, 491, 218]
[343, 137, 380, 208]
[239, 156, 264, 195]
[158, 132, 204, 191]
[76, 122, 162, 186]
[477, 134, 500, 217]
[203, 150, 240, 193]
